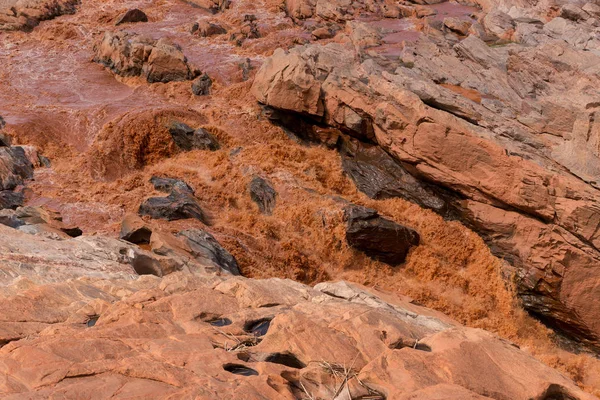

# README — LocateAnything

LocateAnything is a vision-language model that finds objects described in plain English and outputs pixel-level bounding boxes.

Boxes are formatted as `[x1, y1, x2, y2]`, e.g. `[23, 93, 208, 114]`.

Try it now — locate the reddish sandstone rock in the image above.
[251, 31, 600, 348]
[0, 273, 594, 399]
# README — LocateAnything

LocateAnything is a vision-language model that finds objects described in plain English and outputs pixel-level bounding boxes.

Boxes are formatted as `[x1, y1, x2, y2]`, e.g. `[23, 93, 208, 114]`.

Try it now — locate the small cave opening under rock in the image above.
[223, 363, 259, 376]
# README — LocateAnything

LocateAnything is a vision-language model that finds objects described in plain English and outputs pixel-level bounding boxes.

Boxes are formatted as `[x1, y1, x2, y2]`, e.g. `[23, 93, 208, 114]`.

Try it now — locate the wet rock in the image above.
[168, 122, 220, 151]
[115, 9, 148, 25]
[178, 229, 241, 275]
[191, 20, 227, 37]
[230, 17, 260, 46]
[150, 176, 194, 194]
[0, 133, 9, 147]
[139, 193, 207, 223]
[0, 191, 23, 210]
[191, 73, 213, 96]
[0, 147, 34, 191]
[249, 177, 276, 215]
[94, 32, 197, 83]
[0, 0, 80, 31]
[120, 213, 152, 244]
[139, 177, 208, 223]
[340, 139, 447, 213]
[344, 205, 420, 265]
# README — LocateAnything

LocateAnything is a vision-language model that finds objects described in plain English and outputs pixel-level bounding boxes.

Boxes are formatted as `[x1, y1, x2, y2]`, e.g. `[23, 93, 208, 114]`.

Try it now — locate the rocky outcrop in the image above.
[139, 177, 208, 223]
[251, 13, 600, 348]
[344, 205, 420, 265]
[0, 0, 79, 31]
[93, 32, 198, 83]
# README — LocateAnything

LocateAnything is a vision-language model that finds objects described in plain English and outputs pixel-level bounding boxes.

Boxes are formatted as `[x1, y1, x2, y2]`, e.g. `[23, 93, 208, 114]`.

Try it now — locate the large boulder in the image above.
[139, 177, 208, 223]
[344, 205, 420, 265]
[93, 32, 197, 83]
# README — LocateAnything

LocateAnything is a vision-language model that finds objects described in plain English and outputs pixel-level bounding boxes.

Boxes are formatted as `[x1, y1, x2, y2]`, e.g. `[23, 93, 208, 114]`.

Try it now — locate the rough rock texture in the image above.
[115, 8, 148, 25]
[252, 13, 600, 348]
[0, 147, 33, 191]
[168, 122, 220, 151]
[178, 229, 241, 275]
[344, 205, 420, 265]
[0, 269, 594, 399]
[0, 0, 79, 31]
[249, 176, 276, 215]
[93, 32, 197, 83]
[139, 177, 208, 223]
[191, 73, 213, 95]
[119, 213, 152, 244]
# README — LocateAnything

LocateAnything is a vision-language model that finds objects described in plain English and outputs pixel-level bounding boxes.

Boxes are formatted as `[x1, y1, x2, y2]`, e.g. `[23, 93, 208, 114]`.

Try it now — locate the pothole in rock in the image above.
[244, 318, 272, 336]
[391, 339, 432, 352]
[86, 315, 100, 327]
[198, 313, 233, 327]
[207, 317, 232, 327]
[223, 363, 259, 376]
[264, 352, 306, 369]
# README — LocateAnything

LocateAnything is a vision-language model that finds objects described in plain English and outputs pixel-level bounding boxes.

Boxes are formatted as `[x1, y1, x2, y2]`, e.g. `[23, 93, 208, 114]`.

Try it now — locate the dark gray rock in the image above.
[115, 9, 148, 25]
[340, 139, 447, 213]
[0, 147, 34, 191]
[168, 122, 220, 151]
[140, 177, 208, 223]
[0, 190, 23, 210]
[150, 176, 194, 194]
[139, 193, 207, 223]
[191, 73, 213, 96]
[344, 205, 420, 265]
[249, 176, 276, 215]
[178, 229, 240, 275]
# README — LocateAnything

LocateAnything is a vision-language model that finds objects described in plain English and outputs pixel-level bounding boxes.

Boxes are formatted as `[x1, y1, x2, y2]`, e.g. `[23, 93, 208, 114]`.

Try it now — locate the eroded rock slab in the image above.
[0, 275, 593, 399]
[94, 32, 198, 83]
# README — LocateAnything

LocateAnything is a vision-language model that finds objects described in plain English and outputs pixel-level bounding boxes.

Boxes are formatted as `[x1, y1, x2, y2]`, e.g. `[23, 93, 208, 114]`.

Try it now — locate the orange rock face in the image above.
[1, 0, 600, 397]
